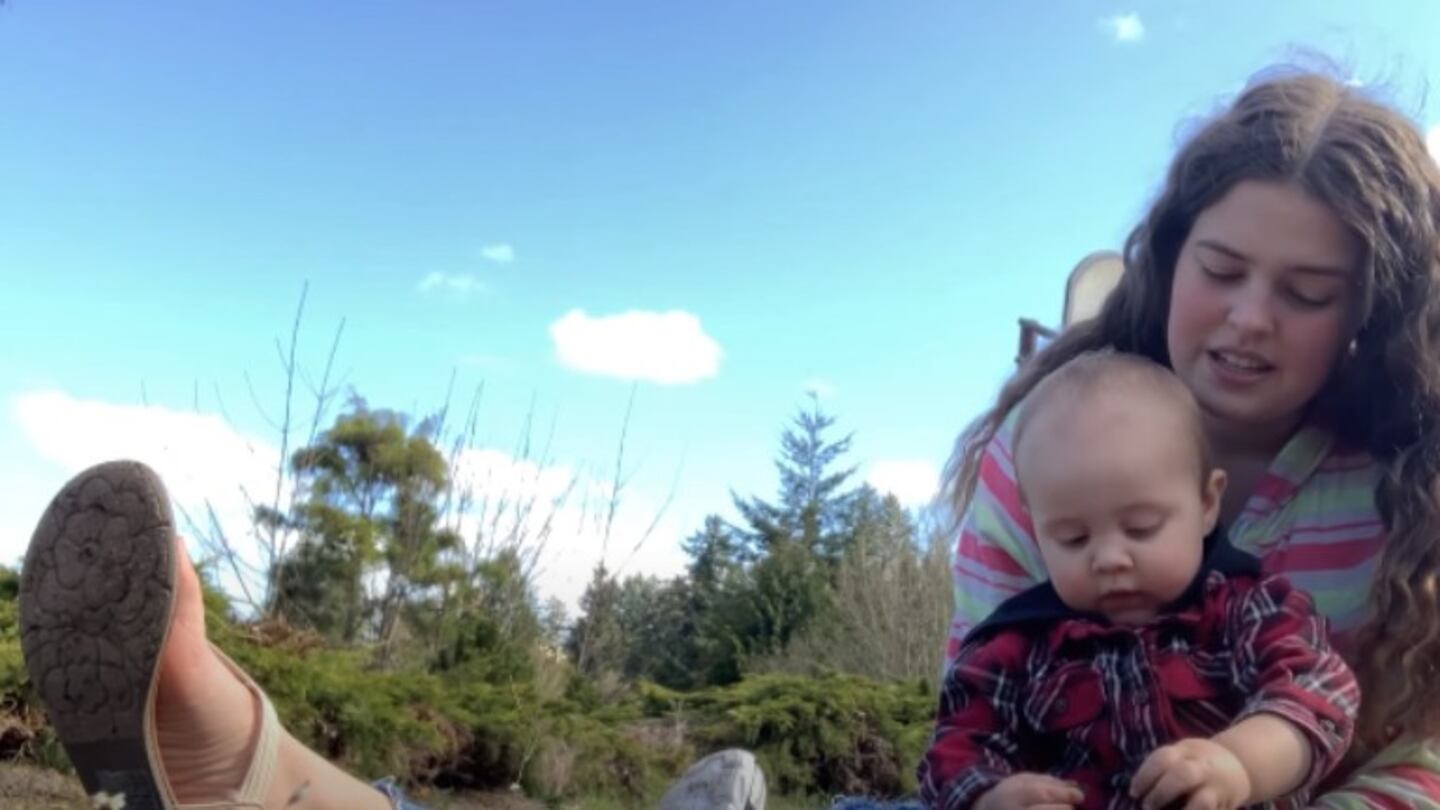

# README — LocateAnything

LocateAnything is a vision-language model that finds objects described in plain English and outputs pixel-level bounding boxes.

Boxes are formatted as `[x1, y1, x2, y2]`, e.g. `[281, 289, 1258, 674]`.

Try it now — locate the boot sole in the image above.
[20, 460, 178, 810]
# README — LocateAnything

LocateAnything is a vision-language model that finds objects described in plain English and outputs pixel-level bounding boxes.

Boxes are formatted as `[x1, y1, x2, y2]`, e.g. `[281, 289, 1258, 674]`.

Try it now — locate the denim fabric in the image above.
[372, 778, 430, 809]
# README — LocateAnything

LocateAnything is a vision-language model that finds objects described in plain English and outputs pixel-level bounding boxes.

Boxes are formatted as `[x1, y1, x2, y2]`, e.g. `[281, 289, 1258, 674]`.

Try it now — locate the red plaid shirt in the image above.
[919, 538, 1358, 810]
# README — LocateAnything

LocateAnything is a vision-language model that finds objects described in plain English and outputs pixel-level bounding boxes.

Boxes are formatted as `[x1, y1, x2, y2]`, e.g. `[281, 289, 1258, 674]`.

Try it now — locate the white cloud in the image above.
[1427, 124, 1439, 165]
[0, 465, 55, 570]
[8, 391, 283, 603]
[7, 389, 686, 617]
[448, 448, 687, 614]
[550, 309, 722, 385]
[418, 272, 488, 296]
[866, 459, 940, 507]
[1101, 13, 1145, 43]
[480, 243, 516, 264]
[802, 378, 838, 399]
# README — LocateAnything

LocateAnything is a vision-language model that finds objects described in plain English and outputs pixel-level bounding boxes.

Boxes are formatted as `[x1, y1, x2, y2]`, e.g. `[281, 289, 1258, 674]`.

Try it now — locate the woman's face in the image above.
[1166, 180, 1361, 443]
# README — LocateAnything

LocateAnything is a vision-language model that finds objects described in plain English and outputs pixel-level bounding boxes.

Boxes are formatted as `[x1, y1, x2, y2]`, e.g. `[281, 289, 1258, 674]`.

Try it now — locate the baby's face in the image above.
[1016, 389, 1223, 625]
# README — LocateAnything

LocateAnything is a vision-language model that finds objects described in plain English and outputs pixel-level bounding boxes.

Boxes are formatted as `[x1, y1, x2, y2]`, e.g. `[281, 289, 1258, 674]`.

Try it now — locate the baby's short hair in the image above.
[1011, 350, 1211, 483]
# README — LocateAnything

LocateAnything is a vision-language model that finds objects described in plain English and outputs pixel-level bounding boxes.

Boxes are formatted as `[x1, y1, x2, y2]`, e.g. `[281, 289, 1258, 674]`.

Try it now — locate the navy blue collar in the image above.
[964, 528, 1260, 644]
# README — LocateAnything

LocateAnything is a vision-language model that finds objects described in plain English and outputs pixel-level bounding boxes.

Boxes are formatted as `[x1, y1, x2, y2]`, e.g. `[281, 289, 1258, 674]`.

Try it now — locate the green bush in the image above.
[219, 621, 680, 803]
[0, 563, 934, 804]
[0, 566, 67, 770]
[642, 672, 935, 798]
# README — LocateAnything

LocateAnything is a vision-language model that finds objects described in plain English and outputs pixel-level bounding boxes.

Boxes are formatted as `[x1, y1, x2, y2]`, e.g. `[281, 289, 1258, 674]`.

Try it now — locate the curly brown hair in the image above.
[942, 69, 1440, 749]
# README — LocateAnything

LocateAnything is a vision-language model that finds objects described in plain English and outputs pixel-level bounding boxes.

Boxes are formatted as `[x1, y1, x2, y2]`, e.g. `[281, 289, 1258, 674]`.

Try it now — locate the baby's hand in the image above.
[1129, 737, 1251, 810]
[975, 772, 1084, 809]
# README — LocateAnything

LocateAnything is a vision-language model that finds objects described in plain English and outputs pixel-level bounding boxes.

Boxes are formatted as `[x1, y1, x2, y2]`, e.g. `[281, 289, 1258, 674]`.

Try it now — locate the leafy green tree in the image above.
[680, 516, 748, 685]
[684, 515, 741, 602]
[271, 524, 367, 640]
[755, 488, 953, 683]
[610, 574, 697, 688]
[432, 549, 543, 683]
[567, 564, 625, 679]
[271, 398, 460, 655]
[742, 537, 830, 656]
[843, 485, 917, 561]
[689, 397, 857, 679]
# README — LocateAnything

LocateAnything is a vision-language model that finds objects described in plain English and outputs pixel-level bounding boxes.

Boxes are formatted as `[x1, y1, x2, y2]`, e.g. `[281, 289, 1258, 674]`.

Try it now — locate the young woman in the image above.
[944, 69, 1440, 806]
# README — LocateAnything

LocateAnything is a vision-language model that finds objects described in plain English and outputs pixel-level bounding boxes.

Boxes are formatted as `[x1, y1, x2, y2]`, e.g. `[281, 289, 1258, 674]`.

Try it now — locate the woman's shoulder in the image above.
[1314, 425, 1380, 472]
[1272, 430, 1383, 544]
[1288, 424, 1382, 500]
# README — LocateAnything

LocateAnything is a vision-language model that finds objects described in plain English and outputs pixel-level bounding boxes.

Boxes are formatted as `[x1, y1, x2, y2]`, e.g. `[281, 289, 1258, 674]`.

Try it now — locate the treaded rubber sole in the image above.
[20, 460, 178, 810]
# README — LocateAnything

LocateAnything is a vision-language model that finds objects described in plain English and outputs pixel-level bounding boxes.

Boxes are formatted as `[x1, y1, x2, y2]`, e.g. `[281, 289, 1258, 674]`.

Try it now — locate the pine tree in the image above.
[692, 396, 859, 678]
[732, 394, 857, 562]
[683, 515, 742, 595]
[680, 515, 746, 685]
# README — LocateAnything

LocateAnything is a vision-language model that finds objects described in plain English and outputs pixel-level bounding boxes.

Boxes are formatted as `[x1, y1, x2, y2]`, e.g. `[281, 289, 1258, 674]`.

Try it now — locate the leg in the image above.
[21, 461, 394, 810]
[155, 531, 394, 809]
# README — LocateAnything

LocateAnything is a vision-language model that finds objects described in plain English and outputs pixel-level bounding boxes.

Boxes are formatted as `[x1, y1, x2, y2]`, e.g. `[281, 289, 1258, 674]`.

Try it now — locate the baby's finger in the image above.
[1129, 748, 1171, 799]
[1140, 767, 1200, 810]
[1015, 775, 1084, 807]
[1181, 786, 1224, 810]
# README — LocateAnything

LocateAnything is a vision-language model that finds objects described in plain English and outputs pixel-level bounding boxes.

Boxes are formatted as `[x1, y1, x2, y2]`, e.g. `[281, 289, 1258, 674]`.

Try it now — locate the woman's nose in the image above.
[1225, 281, 1276, 337]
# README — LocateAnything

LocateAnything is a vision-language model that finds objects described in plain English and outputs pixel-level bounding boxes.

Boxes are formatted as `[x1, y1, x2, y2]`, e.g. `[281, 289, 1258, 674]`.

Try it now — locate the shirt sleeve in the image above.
[919, 632, 1030, 809]
[946, 417, 1047, 664]
[1229, 575, 1360, 792]
[1307, 738, 1440, 809]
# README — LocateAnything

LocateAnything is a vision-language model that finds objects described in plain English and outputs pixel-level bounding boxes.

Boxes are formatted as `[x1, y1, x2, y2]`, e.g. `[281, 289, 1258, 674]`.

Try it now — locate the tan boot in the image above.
[20, 461, 281, 810]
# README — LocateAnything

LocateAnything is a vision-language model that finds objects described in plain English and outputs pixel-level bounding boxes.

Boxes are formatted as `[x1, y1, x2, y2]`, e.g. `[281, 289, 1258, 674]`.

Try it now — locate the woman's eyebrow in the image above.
[1194, 238, 1350, 277]
[1193, 238, 1248, 262]
[1289, 264, 1352, 279]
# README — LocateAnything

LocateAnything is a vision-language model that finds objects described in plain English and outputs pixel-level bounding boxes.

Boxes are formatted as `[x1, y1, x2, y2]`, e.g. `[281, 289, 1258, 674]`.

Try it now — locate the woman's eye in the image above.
[1201, 265, 1242, 283]
[1285, 287, 1335, 309]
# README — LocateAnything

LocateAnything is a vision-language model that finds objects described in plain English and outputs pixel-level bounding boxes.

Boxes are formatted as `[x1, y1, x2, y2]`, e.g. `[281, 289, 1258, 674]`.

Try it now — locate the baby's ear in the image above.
[1202, 468, 1228, 532]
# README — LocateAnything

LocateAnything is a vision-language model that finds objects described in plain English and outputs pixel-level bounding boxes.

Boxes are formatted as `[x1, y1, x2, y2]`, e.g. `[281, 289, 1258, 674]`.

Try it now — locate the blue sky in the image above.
[3, 1, 1438, 612]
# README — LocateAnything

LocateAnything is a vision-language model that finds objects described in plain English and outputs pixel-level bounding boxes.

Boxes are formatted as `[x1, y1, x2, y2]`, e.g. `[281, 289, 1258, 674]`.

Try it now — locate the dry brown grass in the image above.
[0, 762, 84, 809]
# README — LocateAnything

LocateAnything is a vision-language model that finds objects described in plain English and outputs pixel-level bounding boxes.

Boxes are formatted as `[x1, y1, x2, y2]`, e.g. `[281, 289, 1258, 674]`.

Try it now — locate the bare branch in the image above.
[614, 452, 684, 577]
[212, 382, 234, 425]
[174, 499, 262, 617]
[307, 318, 346, 448]
[270, 282, 309, 535]
[600, 384, 638, 564]
[243, 371, 281, 431]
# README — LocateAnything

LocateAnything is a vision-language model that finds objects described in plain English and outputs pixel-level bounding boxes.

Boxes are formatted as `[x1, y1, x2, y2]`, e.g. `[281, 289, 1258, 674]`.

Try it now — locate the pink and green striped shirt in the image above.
[948, 419, 1440, 809]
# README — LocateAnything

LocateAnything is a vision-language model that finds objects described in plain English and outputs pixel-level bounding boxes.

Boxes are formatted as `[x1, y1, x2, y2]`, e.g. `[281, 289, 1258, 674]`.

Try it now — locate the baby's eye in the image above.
[1056, 534, 1089, 547]
[1124, 524, 1161, 540]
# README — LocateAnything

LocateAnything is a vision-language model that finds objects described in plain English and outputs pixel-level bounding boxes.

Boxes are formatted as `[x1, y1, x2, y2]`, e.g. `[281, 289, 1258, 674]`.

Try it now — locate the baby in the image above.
[918, 351, 1358, 809]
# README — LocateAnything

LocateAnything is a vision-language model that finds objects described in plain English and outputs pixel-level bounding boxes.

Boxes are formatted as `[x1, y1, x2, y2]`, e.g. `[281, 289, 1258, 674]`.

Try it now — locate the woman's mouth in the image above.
[1207, 348, 1275, 381]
